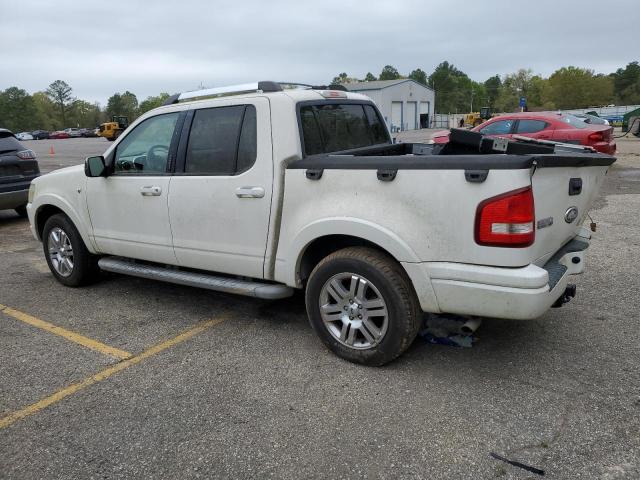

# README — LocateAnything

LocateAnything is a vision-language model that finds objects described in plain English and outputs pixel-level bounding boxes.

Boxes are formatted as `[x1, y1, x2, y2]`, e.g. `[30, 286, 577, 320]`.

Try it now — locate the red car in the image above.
[433, 112, 616, 155]
[48, 131, 70, 139]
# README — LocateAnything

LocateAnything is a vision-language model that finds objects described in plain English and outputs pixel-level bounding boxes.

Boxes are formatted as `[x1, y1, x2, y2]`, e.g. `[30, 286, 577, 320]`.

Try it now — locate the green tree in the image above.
[408, 68, 427, 86]
[106, 91, 139, 120]
[379, 65, 400, 81]
[32, 91, 60, 130]
[68, 99, 103, 128]
[428, 61, 474, 113]
[494, 69, 536, 112]
[138, 93, 171, 115]
[612, 61, 640, 104]
[484, 75, 502, 109]
[364, 72, 377, 82]
[330, 72, 360, 85]
[547, 67, 614, 109]
[0, 87, 38, 132]
[46, 80, 74, 126]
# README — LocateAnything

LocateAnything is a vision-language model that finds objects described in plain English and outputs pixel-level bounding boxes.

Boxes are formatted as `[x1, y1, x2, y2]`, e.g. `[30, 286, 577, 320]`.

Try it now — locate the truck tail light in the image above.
[475, 187, 535, 247]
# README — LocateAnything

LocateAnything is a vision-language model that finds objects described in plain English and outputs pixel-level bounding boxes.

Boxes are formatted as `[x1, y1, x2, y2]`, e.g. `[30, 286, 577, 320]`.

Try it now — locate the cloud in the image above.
[1, 0, 636, 104]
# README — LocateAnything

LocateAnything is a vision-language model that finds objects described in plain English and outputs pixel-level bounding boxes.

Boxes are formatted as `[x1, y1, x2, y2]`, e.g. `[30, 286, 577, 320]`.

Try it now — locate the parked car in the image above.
[0, 129, 40, 217]
[27, 82, 615, 365]
[15, 132, 34, 141]
[79, 128, 98, 137]
[49, 131, 70, 139]
[432, 112, 616, 154]
[31, 130, 50, 140]
[63, 128, 83, 138]
[573, 113, 610, 125]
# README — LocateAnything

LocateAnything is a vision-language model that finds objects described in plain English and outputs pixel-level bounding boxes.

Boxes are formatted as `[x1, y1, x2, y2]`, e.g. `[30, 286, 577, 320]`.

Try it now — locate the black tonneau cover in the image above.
[289, 128, 616, 171]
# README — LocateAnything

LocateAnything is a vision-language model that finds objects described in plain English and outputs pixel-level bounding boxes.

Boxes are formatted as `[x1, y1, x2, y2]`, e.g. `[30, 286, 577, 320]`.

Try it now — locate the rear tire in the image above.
[42, 214, 100, 287]
[14, 204, 28, 218]
[305, 247, 422, 366]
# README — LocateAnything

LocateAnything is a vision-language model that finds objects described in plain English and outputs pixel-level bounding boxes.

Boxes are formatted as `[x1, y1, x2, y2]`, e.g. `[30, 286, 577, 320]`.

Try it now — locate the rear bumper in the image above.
[403, 237, 590, 320]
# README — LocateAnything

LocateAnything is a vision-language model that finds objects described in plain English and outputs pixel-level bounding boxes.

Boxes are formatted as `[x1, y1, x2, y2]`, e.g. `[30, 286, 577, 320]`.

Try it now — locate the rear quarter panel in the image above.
[275, 166, 536, 287]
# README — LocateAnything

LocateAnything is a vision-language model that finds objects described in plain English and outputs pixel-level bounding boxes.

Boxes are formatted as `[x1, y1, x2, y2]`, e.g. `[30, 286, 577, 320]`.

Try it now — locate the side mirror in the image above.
[85, 156, 107, 177]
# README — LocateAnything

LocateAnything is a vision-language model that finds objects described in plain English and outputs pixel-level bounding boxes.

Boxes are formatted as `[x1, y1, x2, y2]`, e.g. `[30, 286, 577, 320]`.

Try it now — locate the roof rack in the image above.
[162, 81, 347, 105]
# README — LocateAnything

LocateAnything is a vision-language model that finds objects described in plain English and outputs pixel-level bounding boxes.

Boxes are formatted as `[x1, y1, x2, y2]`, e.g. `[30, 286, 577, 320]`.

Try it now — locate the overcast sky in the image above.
[1, 0, 637, 105]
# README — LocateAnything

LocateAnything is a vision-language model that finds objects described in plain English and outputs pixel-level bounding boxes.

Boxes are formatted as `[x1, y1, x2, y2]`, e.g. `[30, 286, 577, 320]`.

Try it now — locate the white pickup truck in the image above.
[27, 81, 615, 365]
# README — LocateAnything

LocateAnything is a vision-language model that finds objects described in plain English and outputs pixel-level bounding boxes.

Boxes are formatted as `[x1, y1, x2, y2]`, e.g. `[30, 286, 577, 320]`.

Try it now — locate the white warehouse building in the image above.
[344, 79, 435, 132]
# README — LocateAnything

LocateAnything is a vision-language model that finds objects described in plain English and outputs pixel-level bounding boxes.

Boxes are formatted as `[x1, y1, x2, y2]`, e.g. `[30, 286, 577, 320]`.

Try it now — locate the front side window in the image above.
[300, 103, 390, 156]
[113, 113, 179, 174]
[479, 119, 514, 135]
[516, 119, 547, 134]
[184, 105, 256, 175]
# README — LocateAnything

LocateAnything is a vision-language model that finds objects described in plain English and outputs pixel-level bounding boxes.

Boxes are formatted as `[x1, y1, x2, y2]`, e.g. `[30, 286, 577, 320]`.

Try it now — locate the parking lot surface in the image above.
[1, 135, 639, 479]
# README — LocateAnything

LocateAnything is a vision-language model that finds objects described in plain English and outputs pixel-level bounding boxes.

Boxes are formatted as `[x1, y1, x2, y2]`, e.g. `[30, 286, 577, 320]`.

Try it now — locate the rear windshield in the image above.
[0, 135, 23, 154]
[560, 114, 587, 129]
[300, 103, 390, 156]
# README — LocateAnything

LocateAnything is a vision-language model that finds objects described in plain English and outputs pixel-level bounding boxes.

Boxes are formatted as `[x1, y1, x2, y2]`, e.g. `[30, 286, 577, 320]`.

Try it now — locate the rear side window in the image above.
[516, 120, 548, 134]
[300, 103, 390, 156]
[185, 105, 257, 175]
[0, 135, 23, 154]
[479, 120, 514, 135]
[560, 114, 587, 129]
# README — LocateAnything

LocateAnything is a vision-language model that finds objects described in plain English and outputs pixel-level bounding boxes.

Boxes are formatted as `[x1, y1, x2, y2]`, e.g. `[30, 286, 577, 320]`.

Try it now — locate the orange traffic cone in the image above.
[49, 145, 55, 156]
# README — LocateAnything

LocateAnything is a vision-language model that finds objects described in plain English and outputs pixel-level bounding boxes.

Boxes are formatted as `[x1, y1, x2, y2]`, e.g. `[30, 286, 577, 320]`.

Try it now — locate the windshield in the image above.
[300, 103, 391, 156]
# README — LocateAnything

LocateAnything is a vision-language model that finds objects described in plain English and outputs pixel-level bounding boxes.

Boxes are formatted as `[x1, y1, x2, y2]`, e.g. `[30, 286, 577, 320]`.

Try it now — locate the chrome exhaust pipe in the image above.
[459, 317, 482, 335]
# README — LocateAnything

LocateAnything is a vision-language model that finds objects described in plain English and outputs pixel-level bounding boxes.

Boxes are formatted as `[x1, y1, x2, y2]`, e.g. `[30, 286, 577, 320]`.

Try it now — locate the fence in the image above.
[432, 105, 640, 128]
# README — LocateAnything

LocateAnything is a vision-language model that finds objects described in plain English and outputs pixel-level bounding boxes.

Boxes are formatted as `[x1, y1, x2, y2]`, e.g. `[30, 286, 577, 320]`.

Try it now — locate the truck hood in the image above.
[33, 164, 85, 184]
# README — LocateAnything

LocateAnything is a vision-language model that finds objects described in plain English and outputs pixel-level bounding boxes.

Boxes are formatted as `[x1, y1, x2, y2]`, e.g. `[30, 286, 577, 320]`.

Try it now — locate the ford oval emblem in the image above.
[564, 206, 579, 223]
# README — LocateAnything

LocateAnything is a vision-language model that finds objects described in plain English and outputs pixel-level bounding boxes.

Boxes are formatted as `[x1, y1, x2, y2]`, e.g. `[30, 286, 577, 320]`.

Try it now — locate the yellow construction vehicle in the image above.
[464, 107, 493, 127]
[98, 116, 129, 141]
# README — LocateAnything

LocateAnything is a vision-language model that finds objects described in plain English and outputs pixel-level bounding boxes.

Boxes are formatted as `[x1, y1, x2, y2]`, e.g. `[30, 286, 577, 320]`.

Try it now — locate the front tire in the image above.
[42, 214, 100, 287]
[305, 247, 422, 366]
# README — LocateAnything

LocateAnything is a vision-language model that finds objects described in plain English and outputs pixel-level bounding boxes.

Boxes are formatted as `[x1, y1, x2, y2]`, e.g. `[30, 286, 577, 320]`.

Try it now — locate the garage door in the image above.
[406, 102, 417, 130]
[391, 102, 402, 132]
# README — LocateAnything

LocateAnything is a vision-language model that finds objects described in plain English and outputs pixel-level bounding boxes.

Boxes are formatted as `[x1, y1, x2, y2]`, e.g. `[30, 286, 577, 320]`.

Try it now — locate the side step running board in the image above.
[97, 257, 294, 300]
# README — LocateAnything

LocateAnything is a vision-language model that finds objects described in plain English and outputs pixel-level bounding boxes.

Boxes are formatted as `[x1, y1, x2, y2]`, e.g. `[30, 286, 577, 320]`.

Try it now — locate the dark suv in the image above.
[0, 129, 40, 217]
[31, 130, 50, 140]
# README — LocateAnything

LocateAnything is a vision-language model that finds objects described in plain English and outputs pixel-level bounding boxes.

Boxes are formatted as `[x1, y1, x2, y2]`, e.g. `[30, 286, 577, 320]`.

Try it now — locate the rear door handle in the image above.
[235, 186, 265, 198]
[140, 186, 162, 196]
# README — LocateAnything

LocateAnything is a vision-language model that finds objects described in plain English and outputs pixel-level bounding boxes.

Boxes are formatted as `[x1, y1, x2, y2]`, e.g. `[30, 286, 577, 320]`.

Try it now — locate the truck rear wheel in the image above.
[305, 247, 422, 366]
[42, 214, 100, 287]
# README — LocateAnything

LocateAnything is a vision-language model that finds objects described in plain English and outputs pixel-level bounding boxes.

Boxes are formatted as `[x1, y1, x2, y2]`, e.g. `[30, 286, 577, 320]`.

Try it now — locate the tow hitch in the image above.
[552, 283, 577, 308]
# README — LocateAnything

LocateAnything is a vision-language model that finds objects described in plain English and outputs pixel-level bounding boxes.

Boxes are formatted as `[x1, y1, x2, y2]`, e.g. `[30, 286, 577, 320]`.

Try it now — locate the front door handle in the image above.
[140, 186, 162, 196]
[235, 186, 265, 198]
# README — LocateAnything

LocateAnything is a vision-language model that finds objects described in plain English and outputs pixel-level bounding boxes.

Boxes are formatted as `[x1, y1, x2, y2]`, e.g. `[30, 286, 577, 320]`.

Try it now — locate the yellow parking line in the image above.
[0, 304, 132, 360]
[0, 315, 227, 430]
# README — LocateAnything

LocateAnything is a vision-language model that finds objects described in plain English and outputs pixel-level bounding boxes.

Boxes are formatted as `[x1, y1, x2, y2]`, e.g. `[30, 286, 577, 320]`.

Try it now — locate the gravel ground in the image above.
[1, 133, 639, 479]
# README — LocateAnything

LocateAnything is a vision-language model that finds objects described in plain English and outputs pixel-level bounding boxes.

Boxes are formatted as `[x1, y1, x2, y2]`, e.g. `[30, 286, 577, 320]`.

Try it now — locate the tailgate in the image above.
[530, 155, 614, 264]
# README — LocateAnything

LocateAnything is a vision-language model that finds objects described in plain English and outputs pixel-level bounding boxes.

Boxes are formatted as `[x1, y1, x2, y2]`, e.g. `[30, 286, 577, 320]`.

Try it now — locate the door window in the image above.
[113, 113, 179, 175]
[184, 105, 256, 175]
[479, 120, 514, 135]
[516, 120, 548, 134]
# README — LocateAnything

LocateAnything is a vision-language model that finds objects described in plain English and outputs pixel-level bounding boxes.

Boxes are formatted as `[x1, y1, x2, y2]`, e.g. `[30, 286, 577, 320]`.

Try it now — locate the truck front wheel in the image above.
[305, 247, 422, 366]
[42, 214, 100, 287]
